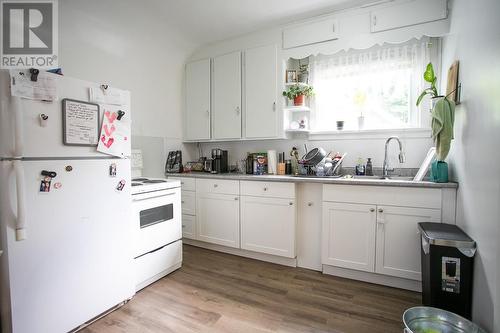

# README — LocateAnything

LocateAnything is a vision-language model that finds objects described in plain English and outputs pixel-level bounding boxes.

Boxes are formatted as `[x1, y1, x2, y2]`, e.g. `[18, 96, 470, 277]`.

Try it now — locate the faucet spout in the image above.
[383, 136, 405, 178]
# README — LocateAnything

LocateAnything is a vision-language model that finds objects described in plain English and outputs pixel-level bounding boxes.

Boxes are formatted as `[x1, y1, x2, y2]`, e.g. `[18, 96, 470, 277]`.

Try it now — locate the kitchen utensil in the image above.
[301, 147, 327, 166]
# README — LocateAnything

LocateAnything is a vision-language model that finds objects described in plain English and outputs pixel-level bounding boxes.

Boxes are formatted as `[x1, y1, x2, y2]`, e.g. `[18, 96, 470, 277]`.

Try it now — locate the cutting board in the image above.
[446, 61, 460, 103]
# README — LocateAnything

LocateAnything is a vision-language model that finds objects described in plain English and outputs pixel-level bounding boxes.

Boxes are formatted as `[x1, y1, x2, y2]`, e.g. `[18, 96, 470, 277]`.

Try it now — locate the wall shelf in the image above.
[284, 82, 310, 87]
[284, 106, 311, 112]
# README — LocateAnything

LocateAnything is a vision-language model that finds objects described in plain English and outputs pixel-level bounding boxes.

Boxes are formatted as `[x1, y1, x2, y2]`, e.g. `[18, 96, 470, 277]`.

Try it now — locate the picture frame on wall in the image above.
[286, 69, 297, 83]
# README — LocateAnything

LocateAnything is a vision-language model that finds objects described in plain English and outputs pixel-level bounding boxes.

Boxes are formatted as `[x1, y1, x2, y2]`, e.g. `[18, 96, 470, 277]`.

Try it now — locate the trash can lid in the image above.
[418, 222, 476, 249]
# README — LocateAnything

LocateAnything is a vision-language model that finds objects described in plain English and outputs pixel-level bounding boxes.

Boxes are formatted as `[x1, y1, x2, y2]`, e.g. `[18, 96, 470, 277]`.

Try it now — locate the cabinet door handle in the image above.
[206, 109, 210, 116]
[308, 202, 313, 207]
[213, 184, 218, 188]
[182, 224, 186, 228]
[289, 202, 293, 206]
[181, 200, 185, 204]
[373, 15, 377, 26]
[273, 102, 276, 112]
[370, 208, 375, 212]
[234, 197, 239, 201]
[378, 208, 384, 213]
[263, 187, 268, 191]
[236, 106, 241, 115]
[332, 23, 335, 32]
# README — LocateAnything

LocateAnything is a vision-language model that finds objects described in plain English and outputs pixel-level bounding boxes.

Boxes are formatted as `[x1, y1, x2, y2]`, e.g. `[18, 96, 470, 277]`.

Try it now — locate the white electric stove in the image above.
[131, 177, 182, 291]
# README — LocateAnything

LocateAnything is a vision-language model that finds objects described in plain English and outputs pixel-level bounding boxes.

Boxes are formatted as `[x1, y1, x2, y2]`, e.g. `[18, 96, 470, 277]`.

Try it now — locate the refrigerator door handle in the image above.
[13, 160, 27, 240]
[13, 98, 24, 158]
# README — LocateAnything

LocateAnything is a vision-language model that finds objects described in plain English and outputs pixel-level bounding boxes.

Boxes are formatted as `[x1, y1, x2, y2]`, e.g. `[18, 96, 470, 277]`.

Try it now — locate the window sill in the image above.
[308, 128, 432, 141]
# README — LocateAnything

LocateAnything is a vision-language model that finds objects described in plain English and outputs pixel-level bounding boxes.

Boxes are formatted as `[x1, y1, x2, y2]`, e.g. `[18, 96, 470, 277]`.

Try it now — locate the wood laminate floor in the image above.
[82, 245, 420, 333]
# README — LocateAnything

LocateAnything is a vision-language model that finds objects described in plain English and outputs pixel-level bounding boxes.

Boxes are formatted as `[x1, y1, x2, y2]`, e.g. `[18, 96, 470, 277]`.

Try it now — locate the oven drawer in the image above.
[196, 178, 239, 195]
[135, 240, 182, 291]
[181, 191, 196, 215]
[169, 177, 196, 192]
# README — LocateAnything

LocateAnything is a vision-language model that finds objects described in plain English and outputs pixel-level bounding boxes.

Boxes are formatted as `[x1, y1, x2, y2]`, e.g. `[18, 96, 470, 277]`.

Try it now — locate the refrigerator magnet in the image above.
[39, 177, 52, 192]
[109, 163, 117, 177]
[53, 182, 62, 190]
[116, 180, 126, 191]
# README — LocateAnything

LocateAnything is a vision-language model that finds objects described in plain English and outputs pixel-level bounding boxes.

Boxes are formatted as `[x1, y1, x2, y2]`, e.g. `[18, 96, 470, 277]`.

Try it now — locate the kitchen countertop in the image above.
[167, 172, 458, 189]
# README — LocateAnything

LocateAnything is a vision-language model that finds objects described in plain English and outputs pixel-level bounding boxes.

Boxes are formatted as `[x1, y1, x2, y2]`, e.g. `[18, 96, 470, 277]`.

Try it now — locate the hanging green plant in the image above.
[416, 63, 440, 106]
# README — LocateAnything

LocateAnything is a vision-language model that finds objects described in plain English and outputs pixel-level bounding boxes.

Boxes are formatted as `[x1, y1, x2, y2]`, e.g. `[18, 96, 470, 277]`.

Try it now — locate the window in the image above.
[310, 38, 440, 132]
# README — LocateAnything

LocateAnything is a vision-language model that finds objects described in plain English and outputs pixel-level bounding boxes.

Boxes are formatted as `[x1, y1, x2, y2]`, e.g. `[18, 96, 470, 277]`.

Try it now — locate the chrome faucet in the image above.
[383, 136, 405, 178]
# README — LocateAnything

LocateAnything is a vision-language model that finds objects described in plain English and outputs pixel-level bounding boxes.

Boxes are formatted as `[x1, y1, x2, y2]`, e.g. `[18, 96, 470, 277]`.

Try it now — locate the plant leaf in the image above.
[416, 90, 428, 106]
[423, 63, 435, 83]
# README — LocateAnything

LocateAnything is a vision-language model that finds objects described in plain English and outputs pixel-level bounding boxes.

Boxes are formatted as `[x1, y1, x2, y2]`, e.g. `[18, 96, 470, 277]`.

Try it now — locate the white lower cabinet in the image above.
[322, 202, 377, 272]
[375, 206, 440, 280]
[322, 198, 442, 281]
[181, 214, 196, 239]
[196, 192, 240, 248]
[240, 196, 296, 258]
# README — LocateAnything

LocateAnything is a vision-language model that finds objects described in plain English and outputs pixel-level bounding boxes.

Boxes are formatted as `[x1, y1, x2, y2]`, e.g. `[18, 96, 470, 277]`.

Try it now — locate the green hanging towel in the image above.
[431, 98, 455, 161]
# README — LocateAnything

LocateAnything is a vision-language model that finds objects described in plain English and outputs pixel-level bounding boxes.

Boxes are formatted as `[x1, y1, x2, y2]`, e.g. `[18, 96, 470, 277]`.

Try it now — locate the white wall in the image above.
[441, 0, 500, 331]
[59, 0, 196, 177]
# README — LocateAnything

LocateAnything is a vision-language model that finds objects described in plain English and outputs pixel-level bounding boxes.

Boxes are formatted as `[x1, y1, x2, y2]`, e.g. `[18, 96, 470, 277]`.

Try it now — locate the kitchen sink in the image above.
[346, 175, 415, 181]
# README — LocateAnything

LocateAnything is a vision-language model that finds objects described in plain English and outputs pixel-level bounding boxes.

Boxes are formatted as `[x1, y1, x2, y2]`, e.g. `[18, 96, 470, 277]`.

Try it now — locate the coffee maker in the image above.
[211, 149, 228, 174]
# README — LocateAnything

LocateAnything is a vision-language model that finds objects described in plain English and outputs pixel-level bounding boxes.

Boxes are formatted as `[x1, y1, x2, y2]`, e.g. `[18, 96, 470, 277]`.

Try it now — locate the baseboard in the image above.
[183, 239, 297, 267]
[322, 265, 422, 292]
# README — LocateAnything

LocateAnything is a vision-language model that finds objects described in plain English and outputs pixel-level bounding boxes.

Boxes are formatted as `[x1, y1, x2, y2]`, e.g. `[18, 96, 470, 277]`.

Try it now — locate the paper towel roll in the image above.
[267, 150, 277, 175]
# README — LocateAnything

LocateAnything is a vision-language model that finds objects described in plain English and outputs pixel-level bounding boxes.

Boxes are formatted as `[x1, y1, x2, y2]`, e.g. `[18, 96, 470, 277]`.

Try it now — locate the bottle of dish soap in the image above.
[365, 158, 373, 176]
[355, 158, 365, 175]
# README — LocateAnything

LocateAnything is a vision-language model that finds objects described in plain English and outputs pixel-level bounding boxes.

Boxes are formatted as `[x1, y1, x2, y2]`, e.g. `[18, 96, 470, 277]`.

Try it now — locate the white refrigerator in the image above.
[0, 70, 135, 333]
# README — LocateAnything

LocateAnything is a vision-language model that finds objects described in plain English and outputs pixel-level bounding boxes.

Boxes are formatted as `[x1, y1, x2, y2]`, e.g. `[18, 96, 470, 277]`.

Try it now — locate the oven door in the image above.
[132, 187, 181, 258]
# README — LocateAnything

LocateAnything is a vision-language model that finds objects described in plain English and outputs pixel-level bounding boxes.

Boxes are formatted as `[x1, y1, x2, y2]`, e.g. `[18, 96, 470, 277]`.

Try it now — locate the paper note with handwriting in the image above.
[97, 106, 131, 157]
[9, 69, 58, 101]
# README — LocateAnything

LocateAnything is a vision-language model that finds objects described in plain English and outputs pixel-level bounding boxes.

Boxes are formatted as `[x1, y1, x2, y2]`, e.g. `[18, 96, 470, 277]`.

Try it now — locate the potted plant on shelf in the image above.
[282, 84, 314, 106]
[416, 62, 455, 183]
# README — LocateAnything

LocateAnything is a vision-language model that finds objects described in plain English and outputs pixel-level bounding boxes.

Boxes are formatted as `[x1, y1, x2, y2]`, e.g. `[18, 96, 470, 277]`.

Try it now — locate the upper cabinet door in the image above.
[370, 0, 447, 33]
[185, 59, 211, 141]
[213, 52, 242, 139]
[244, 44, 278, 139]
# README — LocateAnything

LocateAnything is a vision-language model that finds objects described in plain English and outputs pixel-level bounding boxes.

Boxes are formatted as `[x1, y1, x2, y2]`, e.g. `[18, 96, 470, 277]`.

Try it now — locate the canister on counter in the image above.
[285, 160, 292, 175]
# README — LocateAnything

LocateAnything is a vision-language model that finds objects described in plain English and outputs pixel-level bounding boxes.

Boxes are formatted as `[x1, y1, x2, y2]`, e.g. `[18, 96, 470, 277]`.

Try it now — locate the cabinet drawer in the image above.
[196, 178, 239, 195]
[182, 214, 196, 239]
[283, 17, 339, 49]
[169, 177, 196, 191]
[240, 180, 295, 199]
[323, 185, 441, 209]
[181, 191, 196, 215]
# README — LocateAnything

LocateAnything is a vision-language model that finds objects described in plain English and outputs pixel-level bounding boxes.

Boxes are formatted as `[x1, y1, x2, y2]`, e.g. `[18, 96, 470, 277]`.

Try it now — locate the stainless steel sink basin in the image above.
[344, 175, 415, 181]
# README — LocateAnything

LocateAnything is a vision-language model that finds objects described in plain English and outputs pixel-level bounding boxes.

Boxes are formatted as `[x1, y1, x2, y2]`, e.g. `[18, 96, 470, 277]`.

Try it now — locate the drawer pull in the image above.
[289, 202, 293, 206]
[263, 187, 268, 191]
[370, 208, 375, 212]
[214, 184, 218, 188]
[234, 197, 239, 201]
[308, 202, 313, 207]
[182, 225, 186, 228]
[378, 208, 384, 213]
[181, 200, 185, 204]
[181, 182, 185, 185]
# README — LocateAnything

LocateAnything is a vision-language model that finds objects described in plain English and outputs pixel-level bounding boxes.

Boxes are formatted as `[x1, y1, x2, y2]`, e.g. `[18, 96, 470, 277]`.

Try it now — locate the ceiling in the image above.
[149, 0, 374, 46]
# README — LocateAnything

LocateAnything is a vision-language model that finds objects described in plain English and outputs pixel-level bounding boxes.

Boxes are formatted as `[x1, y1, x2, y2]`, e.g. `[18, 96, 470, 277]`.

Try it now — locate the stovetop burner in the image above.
[142, 179, 167, 183]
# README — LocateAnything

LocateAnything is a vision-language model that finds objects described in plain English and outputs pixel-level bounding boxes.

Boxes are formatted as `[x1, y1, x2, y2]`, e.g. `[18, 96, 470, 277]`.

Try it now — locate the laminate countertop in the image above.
[166, 172, 458, 189]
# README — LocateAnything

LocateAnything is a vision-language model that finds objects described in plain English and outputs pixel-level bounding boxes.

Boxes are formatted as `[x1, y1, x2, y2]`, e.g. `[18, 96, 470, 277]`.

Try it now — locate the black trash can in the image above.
[418, 222, 476, 319]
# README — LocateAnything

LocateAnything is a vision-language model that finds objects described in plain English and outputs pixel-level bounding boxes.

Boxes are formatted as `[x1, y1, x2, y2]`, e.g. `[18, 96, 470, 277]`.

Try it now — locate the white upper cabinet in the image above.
[244, 44, 278, 139]
[283, 18, 339, 49]
[185, 59, 211, 141]
[213, 51, 242, 139]
[370, 0, 448, 33]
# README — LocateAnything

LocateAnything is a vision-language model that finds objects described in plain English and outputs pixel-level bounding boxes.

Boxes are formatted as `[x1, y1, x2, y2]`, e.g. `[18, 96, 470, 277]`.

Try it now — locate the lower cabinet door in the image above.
[375, 206, 441, 280]
[182, 214, 196, 240]
[196, 192, 240, 248]
[240, 196, 296, 258]
[322, 202, 377, 272]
